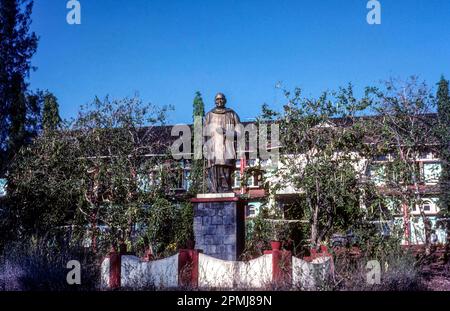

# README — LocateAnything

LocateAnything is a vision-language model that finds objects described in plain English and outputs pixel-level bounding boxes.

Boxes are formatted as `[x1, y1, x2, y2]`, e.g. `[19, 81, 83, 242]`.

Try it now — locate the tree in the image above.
[5, 95, 186, 254]
[369, 77, 436, 253]
[189, 91, 206, 194]
[436, 77, 450, 213]
[42, 92, 62, 131]
[6, 126, 84, 243]
[193, 91, 205, 118]
[436, 76, 450, 251]
[70, 96, 177, 252]
[0, 0, 39, 168]
[261, 85, 375, 248]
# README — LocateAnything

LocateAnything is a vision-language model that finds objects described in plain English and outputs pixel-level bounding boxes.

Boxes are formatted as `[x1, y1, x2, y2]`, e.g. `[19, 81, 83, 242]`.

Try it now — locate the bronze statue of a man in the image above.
[204, 93, 242, 193]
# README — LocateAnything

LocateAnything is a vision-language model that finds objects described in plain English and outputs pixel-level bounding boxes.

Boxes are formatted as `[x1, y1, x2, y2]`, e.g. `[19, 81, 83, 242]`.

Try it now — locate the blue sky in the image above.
[29, 0, 450, 124]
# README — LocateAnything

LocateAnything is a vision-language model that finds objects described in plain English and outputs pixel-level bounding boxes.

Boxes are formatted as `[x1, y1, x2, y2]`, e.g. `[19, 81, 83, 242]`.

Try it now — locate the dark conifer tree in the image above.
[436, 76, 450, 251]
[189, 91, 206, 194]
[0, 0, 38, 169]
[42, 92, 62, 132]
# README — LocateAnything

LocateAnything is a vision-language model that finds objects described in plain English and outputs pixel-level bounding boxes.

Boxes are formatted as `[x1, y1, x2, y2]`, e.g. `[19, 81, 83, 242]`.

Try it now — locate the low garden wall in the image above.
[100, 246, 334, 290]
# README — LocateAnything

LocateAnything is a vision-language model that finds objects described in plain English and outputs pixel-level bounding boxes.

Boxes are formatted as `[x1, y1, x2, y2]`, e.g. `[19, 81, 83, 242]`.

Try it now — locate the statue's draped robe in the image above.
[204, 108, 241, 193]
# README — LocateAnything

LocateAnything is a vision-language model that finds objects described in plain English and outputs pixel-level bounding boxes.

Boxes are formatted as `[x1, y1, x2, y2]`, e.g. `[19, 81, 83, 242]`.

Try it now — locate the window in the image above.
[385, 198, 401, 213]
[260, 159, 269, 167]
[247, 159, 257, 167]
[0, 179, 6, 197]
[369, 164, 386, 185]
[233, 171, 259, 188]
[374, 154, 388, 161]
[138, 169, 163, 192]
[183, 170, 191, 190]
[137, 174, 151, 193]
[419, 151, 431, 160]
[247, 174, 256, 187]
[412, 199, 438, 214]
[236, 159, 259, 168]
[172, 169, 184, 190]
[247, 172, 260, 187]
[246, 204, 256, 218]
[233, 171, 241, 188]
[423, 162, 441, 183]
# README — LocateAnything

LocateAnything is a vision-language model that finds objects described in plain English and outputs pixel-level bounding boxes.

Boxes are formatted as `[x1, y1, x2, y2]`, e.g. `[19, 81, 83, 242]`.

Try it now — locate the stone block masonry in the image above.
[192, 197, 245, 261]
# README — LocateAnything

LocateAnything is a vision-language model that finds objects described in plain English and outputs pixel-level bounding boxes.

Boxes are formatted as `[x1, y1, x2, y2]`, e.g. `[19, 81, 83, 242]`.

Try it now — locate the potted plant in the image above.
[269, 220, 288, 251]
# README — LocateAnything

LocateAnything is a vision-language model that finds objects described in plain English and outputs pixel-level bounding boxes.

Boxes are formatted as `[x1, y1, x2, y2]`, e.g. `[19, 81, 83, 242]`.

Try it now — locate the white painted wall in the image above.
[198, 253, 273, 289]
[120, 254, 178, 288]
[236, 254, 273, 288]
[292, 256, 332, 290]
[100, 257, 110, 289]
[198, 254, 234, 288]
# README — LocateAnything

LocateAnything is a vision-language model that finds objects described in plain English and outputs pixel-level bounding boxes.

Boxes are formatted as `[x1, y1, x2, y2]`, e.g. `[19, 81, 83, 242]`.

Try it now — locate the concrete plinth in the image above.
[192, 194, 245, 261]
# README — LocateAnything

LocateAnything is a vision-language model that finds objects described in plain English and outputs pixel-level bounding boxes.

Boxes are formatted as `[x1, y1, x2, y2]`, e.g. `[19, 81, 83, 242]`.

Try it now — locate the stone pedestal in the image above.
[192, 194, 245, 261]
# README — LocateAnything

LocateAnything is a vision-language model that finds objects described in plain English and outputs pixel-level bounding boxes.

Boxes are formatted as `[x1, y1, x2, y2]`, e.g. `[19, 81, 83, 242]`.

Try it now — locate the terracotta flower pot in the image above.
[270, 240, 281, 251]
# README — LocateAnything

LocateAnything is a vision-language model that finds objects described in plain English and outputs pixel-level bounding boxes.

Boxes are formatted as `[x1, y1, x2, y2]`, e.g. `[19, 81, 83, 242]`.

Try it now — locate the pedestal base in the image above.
[192, 194, 245, 261]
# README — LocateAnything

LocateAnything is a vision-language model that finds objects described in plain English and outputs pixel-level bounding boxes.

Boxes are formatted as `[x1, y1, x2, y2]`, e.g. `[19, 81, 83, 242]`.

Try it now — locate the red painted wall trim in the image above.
[264, 249, 292, 287]
[178, 249, 200, 288]
[191, 250, 199, 288]
[109, 248, 121, 289]
[402, 202, 411, 245]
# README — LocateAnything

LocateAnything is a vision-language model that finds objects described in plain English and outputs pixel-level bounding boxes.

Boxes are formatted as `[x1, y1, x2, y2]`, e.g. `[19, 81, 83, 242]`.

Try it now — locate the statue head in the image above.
[214, 93, 227, 109]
